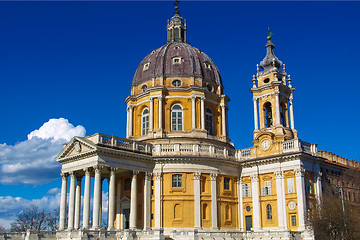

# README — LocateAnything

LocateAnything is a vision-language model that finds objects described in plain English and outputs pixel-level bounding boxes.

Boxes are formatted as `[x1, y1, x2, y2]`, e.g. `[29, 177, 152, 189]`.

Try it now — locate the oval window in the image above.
[172, 79, 181, 87]
[141, 85, 148, 92]
[263, 78, 270, 84]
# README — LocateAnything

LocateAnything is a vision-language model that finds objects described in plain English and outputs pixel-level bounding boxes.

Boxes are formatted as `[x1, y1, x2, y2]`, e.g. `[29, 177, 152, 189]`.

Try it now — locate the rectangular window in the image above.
[306, 179, 312, 194]
[224, 177, 230, 190]
[172, 174, 182, 187]
[291, 215, 297, 226]
[287, 178, 295, 193]
[124, 177, 131, 191]
[262, 180, 271, 195]
[242, 183, 251, 197]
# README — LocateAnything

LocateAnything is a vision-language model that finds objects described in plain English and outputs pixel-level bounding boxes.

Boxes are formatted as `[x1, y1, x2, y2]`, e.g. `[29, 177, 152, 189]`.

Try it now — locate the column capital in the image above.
[289, 94, 294, 102]
[250, 174, 259, 182]
[275, 171, 284, 179]
[191, 95, 197, 100]
[70, 171, 77, 178]
[110, 168, 117, 175]
[236, 177, 242, 185]
[194, 172, 201, 180]
[60, 172, 69, 179]
[127, 104, 134, 111]
[274, 89, 280, 95]
[315, 172, 322, 180]
[132, 170, 139, 176]
[200, 96, 206, 101]
[154, 172, 162, 180]
[144, 172, 152, 181]
[210, 173, 217, 181]
[253, 97, 258, 102]
[295, 168, 305, 177]
[158, 95, 164, 101]
[83, 168, 92, 175]
[93, 165, 102, 173]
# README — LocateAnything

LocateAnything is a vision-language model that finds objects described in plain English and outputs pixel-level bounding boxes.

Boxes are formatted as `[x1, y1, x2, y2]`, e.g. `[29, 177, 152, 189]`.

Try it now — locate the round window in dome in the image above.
[263, 78, 270, 84]
[172, 80, 182, 87]
[141, 85, 148, 92]
[206, 84, 212, 92]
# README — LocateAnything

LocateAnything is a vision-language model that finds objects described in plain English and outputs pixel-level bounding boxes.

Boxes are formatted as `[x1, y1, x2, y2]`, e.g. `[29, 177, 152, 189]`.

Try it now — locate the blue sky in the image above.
[0, 1, 359, 228]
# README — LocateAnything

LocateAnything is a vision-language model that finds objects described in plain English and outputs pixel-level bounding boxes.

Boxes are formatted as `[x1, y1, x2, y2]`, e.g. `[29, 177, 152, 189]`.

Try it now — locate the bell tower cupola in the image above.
[251, 30, 297, 157]
[167, 0, 187, 43]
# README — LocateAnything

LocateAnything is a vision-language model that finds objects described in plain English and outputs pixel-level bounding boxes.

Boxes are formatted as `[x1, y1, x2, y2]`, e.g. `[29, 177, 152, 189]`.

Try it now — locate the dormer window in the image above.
[141, 85, 148, 92]
[174, 46, 180, 50]
[143, 62, 150, 71]
[172, 56, 182, 64]
[204, 62, 212, 70]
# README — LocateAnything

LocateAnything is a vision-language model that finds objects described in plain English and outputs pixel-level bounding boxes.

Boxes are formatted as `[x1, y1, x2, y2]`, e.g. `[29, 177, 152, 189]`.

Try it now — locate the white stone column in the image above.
[74, 175, 82, 230]
[126, 106, 130, 138]
[315, 171, 322, 205]
[83, 169, 91, 229]
[116, 179, 122, 230]
[275, 90, 281, 126]
[108, 169, 116, 230]
[158, 96, 163, 131]
[237, 178, 244, 231]
[251, 175, 260, 230]
[59, 173, 68, 230]
[253, 97, 259, 131]
[210, 173, 218, 229]
[295, 168, 306, 231]
[200, 96, 205, 130]
[129, 171, 138, 229]
[99, 178, 103, 228]
[67, 172, 76, 230]
[289, 95, 295, 130]
[92, 166, 101, 229]
[154, 172, 161, 229]
[221, 103, 226, 137]
[128, 105, 134, 137]
[275, 171, 286, 230]
[194, 172, 201, 228]
[143, 172, 151, 230]
[191, 96, 196, 130]
[149, 97, 154, 132]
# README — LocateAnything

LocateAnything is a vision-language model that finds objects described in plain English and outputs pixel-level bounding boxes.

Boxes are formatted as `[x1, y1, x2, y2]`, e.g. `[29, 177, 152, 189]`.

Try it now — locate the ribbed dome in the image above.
[132, 42, 222, 87]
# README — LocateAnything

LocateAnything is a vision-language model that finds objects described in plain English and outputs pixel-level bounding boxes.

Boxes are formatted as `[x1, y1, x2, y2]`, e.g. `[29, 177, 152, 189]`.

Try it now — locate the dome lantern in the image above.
[167, 0, 187, 43]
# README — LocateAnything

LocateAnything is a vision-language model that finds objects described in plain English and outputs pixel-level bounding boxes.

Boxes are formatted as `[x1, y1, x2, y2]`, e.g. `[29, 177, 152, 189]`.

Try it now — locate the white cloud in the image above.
[0, 118, 86, 185]
[47, 188, 60, 194]
[27, 118, 86, 142]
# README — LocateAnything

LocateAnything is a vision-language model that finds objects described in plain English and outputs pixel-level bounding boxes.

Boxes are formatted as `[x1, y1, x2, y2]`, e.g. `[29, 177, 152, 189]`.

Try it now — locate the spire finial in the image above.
[174, 0, 180, 14]
[267, 27, 273, 40]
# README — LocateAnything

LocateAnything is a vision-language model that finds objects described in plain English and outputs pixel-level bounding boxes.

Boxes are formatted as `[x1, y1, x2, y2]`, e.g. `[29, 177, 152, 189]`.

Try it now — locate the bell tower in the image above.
[251, 33, 297, 157]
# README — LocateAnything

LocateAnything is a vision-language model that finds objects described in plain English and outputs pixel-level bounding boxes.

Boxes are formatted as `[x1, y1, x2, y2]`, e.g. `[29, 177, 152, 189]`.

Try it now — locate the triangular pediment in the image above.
[56, 137, 97, 161]
[120, 196, 130, 203]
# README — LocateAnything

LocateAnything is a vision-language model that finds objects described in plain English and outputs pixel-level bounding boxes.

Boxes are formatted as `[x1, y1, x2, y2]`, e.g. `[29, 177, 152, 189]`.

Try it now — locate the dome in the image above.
[132, 42, 222, 87]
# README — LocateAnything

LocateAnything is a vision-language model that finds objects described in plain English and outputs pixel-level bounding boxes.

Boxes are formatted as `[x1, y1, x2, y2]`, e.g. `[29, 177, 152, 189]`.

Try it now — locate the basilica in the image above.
[55, 4, 358, 240]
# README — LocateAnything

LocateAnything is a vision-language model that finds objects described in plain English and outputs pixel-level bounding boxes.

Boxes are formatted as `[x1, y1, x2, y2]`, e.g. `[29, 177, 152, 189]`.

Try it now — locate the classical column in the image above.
[149, 97, 154, 132]
[237, 178, 244, 231]
[108, 168, 116, 230]
[253, 97, 259, 131]
[210, 173, 218, 229]
[158, 96, 163, 131]
[83, 169, 91, 229]
[274, 89, 281, 126]
[251, 175, 260, 230]
[129, 171, 138, 229]
[289, 94, 295, 130]
[74, 175, 82, 229]
[220, 103, 226, 137]
[275, 171, 286, 229]
[194, 172, 201, 228]
[191, 96, 196, 130]
[295, 168, 306, 231]
[99, 178, 104, 228]
[116, 178, 122, 230]
[154, 172, 161, 229]
[59, 173, 68, 230]
[67, 172, 76, 230]
[92, 166, 102, 229]
[128, 105, 134, 137]
[143, 172, 151, 230]
[126, 106, 130, 138]
[200, 96, 205, 130]
[315, 172, 322, 205]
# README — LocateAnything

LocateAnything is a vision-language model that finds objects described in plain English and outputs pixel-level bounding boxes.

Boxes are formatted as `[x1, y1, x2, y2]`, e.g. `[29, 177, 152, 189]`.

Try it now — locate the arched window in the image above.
[266, 204, 272, 220]
[264, 102, 272, 128]
[142, 108, 149, 135]
[205, 108, 214, 135]
[171, 104, 183, 131]
[172, 174, 182, 187]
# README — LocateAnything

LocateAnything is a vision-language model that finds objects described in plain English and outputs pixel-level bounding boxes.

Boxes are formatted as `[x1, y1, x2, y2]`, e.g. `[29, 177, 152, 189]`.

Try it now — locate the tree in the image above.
[46, 208, 59, 231]
[10, 205, 47, 232]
